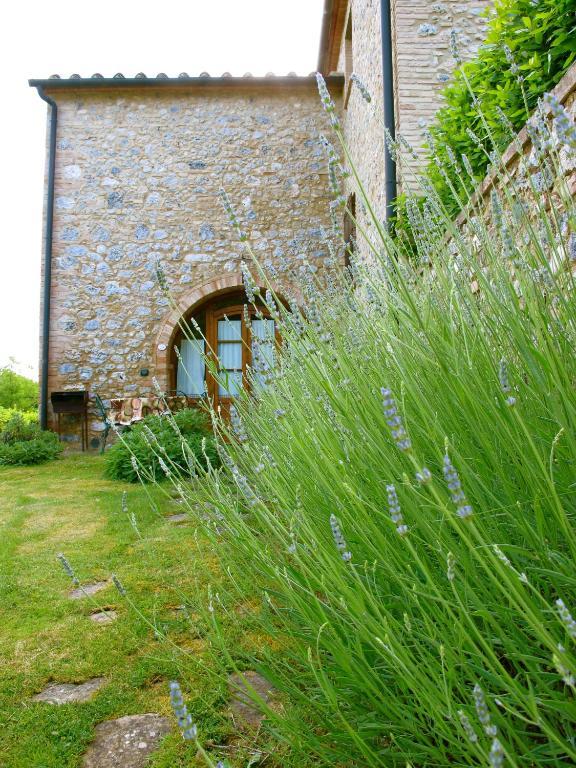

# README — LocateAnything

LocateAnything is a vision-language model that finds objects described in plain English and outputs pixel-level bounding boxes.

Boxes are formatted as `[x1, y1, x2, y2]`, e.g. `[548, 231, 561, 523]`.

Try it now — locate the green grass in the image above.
[0, 454, 297, 768]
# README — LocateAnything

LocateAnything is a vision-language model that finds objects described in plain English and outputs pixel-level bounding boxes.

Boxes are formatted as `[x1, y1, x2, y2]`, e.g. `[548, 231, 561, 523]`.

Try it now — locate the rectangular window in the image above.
[177, 338, 206, 396]
[217, 318, 243, 396]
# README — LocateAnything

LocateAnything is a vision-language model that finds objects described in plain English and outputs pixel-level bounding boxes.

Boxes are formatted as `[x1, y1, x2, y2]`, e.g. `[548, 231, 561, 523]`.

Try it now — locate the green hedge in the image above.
[0, 414, 61, 466]
[104, 407, 219, 483]
[400, 0, 576, 224]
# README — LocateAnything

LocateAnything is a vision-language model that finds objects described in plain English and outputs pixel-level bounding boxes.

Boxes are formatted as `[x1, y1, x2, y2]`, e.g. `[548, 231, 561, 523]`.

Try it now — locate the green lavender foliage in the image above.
[397, 0, 576, 230]
[180, 87, 576, 765]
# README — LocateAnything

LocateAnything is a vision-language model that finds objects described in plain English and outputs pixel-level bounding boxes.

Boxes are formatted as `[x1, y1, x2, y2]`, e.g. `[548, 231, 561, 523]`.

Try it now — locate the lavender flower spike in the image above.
[329, 514, 352, 561]
[443, 453, 473, 518]
[489, 738, 505, 768]
[315, 72, 340, 129]
[112, 574, 127, 597]
[449, 30, 461, 65]
[543, 92, 576, 150]
[218, 189, 248, 241]
[350, 73, 372, 103]
[169, 681, 198, 740]
[498, 358, 516, 407]
[473, 684, 497, 737]
[457, 709, 478, 743]
[229, 404, 248, 443]
[57, 553, 79, 585]
[387, 484, 408, 536]
[381, 388, 411, 451]
[556, 598, 576, 639]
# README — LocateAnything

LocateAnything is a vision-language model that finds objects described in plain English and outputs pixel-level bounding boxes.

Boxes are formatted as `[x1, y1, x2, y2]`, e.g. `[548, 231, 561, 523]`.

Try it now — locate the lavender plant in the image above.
[148, 74, 576, 767]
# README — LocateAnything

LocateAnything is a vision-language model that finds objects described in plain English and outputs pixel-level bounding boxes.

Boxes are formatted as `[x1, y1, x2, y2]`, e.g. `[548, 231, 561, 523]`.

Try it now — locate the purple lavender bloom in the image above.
[381, 388, 411, 451]
[329, 514, 352, 561]
[443, 454, 473, 518]
[169, 681, 198, 740]
[387, 484, 408, 536]
[57, 553, 79, 585]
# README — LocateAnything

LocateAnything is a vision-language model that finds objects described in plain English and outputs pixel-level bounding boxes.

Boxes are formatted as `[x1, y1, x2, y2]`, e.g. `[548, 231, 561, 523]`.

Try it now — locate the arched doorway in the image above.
[169, 289, 278, 416]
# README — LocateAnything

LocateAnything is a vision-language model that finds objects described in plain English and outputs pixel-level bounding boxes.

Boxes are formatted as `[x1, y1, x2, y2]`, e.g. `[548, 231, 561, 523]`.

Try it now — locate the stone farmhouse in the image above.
[30, 0, 489, 447]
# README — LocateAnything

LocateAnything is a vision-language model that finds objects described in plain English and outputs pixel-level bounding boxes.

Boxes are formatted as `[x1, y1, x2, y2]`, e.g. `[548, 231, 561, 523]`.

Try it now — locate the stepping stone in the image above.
[90, 609, 118, 624]
[228, 671, 276, 729]
[33, 677, 106, 705]
[165, 513, 188, 524]
[69, 581, 109, 599]
[82, 714, 171, 768]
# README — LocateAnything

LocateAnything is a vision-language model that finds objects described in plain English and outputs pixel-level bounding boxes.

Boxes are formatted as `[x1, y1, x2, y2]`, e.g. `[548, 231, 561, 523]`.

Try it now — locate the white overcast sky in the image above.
[0, 0, 325, 379]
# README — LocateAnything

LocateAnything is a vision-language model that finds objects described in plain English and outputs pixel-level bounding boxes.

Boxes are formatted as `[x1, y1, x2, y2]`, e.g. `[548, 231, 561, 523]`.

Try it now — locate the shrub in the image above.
[396, 0, 576, 233]
[0, 414, 61, 466]
[0, 407, 38, 432]
[169, 83, 576, 765]
[104, 407, 219, 483]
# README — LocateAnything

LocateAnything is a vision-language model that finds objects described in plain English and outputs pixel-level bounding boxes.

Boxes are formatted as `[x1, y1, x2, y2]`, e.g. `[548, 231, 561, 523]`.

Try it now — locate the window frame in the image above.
[170, 293, 280, 413]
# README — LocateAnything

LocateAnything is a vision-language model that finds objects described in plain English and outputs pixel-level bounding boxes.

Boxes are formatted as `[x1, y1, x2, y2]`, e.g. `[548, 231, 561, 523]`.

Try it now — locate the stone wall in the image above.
[40, 79, 343, 447]
[336, 0, 388, 236]
[322, 0, 490, 256]
[392, 0, 490, 184]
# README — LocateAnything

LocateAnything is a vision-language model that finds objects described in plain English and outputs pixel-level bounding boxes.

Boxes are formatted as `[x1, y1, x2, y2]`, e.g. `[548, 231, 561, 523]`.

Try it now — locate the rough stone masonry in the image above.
[38, 77, 344, 446]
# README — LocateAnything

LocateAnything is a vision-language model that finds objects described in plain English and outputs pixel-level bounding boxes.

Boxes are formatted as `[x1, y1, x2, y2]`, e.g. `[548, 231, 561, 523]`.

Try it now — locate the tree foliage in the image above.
[400, 0, 576, 224]
[0, 362, 38, 411]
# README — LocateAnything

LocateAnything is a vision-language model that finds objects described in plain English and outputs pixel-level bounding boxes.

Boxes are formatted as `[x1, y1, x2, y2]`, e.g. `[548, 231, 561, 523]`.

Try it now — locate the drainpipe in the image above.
[34, 86, 57, 430]
[380, 0, 397, 224]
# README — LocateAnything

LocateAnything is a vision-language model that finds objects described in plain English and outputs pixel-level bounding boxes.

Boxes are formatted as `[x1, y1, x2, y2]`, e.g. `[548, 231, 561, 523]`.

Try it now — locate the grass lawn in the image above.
[0, 453, 287, 768]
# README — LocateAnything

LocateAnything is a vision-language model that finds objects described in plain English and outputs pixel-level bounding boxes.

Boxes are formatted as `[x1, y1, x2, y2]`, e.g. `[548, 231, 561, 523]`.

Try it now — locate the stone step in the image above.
[82, 714, 171, 768]
[33, 677, 106, 705]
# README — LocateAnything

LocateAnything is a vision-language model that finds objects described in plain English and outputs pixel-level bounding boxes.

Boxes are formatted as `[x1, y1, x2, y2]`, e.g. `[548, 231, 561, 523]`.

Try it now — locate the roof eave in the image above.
[29, 75, 345, 91]
[317, 0, 348, 74]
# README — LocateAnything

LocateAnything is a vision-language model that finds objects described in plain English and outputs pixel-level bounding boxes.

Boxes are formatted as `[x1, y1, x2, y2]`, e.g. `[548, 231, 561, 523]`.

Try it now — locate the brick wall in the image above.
[40, 80, 343, 446]
[454, 62, 576, 263]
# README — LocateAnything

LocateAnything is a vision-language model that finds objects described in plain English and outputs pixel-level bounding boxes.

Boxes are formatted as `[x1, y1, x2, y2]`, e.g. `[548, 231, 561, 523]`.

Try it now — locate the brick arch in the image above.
[153, 271, 299, 388]
[153, 272, 245, 374]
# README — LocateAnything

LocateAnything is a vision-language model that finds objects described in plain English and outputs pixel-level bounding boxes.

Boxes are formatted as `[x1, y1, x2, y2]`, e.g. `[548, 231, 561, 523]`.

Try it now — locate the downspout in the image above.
[380, 0, 397, 224]
[34, 86, 57, 430]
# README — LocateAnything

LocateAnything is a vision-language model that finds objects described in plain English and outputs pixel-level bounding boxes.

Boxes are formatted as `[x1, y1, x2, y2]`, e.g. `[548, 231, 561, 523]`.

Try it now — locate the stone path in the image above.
[33, 677, 106, 704]
[69, 581, 109, 599]
[165, 513, 188, 524]
[82, 714, 171, 768]
[90, 608, 118, 624]
[228, 671, 275, 729]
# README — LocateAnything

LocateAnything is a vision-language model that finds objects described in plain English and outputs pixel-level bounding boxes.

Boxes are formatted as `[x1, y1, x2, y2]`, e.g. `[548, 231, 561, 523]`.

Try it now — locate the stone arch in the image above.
[153, 271, 299, 390]
[153, 272, 245, 374]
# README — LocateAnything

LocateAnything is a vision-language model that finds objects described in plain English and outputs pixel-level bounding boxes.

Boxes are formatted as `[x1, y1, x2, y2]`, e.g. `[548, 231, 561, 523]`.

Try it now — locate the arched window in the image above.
[171, 291, 278, 414]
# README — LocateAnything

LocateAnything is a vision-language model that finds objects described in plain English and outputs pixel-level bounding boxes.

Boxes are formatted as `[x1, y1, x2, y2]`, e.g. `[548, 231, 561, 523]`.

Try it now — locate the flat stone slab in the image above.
[90, 609, 118, 624]
[165, 513, 188, 524]
[70, 581, 109, 599]
[228, 671, 275, 729]
[33, 677, 106, 704]
[82, 714, 171, 768]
